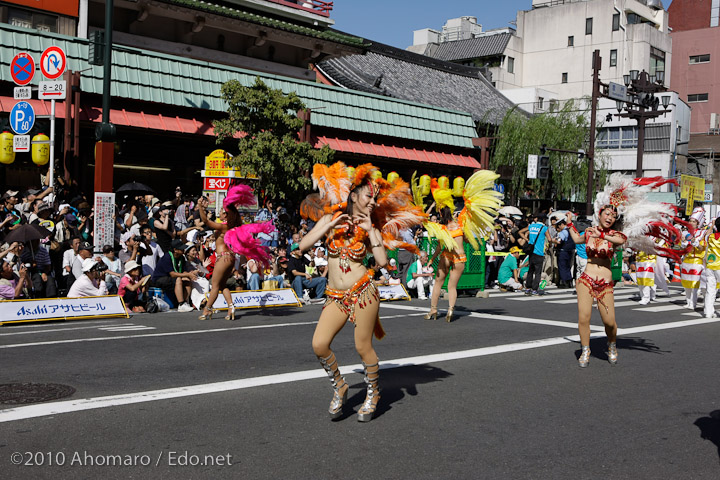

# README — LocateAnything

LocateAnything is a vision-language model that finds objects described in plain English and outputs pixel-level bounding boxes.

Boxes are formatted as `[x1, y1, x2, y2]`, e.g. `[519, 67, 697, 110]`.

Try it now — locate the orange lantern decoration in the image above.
[346, 166, 356, 180]
[0, 131, 15, 165]
[452, 177, 465, 197]
[437, 176, 450, 190]
[32, 133, 50, 166]
[371, 170, 383, 181]
[419, 174, 431, 195]
[387, 171, 399, 184]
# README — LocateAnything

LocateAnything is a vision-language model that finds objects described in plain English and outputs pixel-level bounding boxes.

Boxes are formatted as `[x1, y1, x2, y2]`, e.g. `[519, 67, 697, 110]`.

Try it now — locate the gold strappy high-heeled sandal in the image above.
[224, 306, 236, 321]
[445, 307, 454, 323]
[198, 307, 214, 321]
[424, 305, 438, 320]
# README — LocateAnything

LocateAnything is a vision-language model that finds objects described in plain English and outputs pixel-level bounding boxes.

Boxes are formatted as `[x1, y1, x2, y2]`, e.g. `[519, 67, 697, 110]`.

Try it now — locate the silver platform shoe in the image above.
[578, 346, 591, 368]
[357, 361, 380, 422]
[318, 352, 348, 419]
[607, 342, 618, 365]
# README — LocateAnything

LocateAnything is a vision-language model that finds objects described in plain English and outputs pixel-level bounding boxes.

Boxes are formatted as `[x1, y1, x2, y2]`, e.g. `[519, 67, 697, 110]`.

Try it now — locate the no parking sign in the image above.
[10, 52, 35, 86]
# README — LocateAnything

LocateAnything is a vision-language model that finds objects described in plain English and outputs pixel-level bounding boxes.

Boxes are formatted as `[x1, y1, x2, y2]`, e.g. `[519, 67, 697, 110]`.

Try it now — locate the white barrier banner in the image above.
[212, 288, 301, 310]
[378, 284, 410, 301]
[0, 295, 129, 325]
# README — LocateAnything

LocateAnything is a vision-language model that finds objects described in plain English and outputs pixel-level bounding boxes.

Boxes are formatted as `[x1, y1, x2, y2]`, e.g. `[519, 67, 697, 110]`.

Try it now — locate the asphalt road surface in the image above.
[2, 283, 719, 479]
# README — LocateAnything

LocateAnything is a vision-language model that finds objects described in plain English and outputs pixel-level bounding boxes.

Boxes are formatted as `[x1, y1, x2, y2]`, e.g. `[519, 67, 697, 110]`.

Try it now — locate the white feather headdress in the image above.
[594, 174, 680, 254]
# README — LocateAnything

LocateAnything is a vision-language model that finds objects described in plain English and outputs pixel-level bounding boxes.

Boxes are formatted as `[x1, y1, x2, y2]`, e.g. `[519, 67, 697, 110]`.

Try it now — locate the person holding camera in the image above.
[0, 256, 29, 300]
[67, 258, 109, 298]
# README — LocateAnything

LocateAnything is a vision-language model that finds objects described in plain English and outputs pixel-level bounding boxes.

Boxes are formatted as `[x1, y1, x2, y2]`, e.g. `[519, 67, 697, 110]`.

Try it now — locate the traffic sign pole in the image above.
[49, 100, 56, 190]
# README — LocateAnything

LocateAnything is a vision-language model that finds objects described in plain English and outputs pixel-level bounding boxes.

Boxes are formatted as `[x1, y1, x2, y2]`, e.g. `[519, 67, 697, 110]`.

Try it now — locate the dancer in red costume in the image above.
[566, 174, 682, 368]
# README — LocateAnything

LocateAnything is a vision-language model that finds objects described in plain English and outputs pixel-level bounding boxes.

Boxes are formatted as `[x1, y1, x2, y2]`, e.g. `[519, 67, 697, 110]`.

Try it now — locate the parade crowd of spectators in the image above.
[2, 174, 668, 310]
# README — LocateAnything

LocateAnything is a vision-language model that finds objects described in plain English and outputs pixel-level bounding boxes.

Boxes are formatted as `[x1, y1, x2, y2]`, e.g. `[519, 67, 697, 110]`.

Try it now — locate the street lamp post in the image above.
[588, 49, 672, 215]
[615, 69, 671, 178]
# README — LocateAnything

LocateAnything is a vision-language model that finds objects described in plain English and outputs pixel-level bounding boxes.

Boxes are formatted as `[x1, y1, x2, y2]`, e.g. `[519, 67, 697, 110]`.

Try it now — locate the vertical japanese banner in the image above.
[93, 192, 116, 252]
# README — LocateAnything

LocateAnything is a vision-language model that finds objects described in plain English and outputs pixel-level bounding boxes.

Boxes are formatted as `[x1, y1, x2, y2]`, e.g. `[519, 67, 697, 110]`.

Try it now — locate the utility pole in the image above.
[587, 50, 600, 216]
[94, 0, 116, 193]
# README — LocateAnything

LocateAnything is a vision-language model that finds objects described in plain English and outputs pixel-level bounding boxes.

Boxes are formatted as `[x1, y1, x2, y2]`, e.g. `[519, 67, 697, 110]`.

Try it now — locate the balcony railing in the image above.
[263, 0, 333, 17]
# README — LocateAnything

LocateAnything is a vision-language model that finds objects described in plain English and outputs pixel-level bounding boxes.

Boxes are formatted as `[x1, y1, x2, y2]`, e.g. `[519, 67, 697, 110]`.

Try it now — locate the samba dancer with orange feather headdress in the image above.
[565, 173, 682, 368]
[299, 162, 425, 422]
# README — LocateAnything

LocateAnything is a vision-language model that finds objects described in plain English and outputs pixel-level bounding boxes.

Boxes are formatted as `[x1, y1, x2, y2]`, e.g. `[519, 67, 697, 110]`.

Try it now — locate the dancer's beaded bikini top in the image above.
[326, 218, 368, 273]
[585, 229, 626, 259]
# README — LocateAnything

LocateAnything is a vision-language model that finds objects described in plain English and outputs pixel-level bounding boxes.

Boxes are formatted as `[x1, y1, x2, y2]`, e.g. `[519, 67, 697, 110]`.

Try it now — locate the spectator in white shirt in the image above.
[61, 236, 81, 288]
[140, 225, 163, 276]
[71, 242, 95, 282]
[67, 258, 108, 297]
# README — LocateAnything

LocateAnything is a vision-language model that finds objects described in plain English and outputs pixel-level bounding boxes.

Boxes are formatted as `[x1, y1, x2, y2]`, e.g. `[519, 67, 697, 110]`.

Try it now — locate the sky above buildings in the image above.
[331, 0, 674, 48]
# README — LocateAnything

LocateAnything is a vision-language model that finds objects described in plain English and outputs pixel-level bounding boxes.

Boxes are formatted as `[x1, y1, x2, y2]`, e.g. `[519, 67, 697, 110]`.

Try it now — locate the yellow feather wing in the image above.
[458, 170, 504, 250]
[424, 222, 456, 252]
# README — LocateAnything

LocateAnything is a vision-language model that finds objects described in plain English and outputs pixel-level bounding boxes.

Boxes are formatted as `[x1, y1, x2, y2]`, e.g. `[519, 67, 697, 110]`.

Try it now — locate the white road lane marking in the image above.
[0, 320, 119, 331]
[0, 324, 135, 336]
[1, 315, 718, 423]
[0, 321, 319, 349]
[467, 312, 605, 331]
[100, 326, 157, 332]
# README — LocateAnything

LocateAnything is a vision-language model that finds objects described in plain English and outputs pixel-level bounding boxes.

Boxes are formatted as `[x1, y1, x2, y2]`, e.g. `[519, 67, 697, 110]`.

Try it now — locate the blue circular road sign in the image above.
[10, 101, 35, 135]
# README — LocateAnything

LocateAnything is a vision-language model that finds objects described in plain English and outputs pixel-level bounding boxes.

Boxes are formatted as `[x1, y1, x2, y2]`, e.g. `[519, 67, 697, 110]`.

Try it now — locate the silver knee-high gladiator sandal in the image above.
[318, 352, 348, 419]
[357, 361, 380, 422]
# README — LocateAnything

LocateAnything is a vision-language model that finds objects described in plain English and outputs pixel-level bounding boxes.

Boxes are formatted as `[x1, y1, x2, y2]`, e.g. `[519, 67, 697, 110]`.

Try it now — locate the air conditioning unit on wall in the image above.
[711, 113, 720, 134]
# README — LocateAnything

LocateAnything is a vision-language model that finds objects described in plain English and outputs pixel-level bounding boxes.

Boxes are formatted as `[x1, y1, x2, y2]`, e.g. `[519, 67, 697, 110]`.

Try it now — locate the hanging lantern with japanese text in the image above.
[452, 177, 465, 197]
[32, 133, 49, 166]
[0, 131, 14, 165]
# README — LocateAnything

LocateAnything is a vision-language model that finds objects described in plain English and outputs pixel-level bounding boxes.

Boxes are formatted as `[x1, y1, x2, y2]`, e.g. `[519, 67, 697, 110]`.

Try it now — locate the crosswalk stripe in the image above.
[632, 304, 687, 312]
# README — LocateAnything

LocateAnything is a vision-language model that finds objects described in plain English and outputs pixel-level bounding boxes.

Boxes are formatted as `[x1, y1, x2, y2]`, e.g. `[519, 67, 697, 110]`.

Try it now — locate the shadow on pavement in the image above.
[337, 364, 453, 421]
[575, 336, 668, 361]
[694, 410, 720, 465]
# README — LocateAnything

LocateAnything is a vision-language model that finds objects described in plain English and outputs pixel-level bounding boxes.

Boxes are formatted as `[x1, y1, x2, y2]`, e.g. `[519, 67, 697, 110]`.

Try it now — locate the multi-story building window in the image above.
[689, 54, 711, 64]
[7, 7, 58, 32]
[650, 47, 665, 76]
[586, 17, 593, 35]
[687, 93, 709, 102]
[507, 56, 515, 73]
[562, 72, 568, 83]
[597, 126, 638, 149]
[612, 13, 620, 32]
[568, 35, 574, 46]
[610, 49, 617, 67]
[538, 97, 544, 110]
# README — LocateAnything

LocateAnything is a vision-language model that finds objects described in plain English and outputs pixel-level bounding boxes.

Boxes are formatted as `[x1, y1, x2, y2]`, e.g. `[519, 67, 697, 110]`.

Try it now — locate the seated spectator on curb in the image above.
[71, 241, 95, 283]
[140, 225, 163, 276]
[101, 245, 123, 294]
[286, 242, 326, 303]
[61, 236, 81, 289]
[0, 257, 29, 300]
[406, 251, 434, 299]
[21, 238, 57, 298]
[246, 257, 262, 291]
[184, 243, 211, 310]
[380, 258, 402, 285]
[498, 247, 524, 291]
[118, 260, 150, 313]
[151, 238, 196, 312]
[67, 258, 108, 297]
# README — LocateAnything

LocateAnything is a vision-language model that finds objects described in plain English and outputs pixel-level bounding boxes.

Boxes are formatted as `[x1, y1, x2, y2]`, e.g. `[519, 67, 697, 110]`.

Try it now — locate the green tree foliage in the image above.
[491, 99, 606, 203]
[213, 77, 334, 202]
